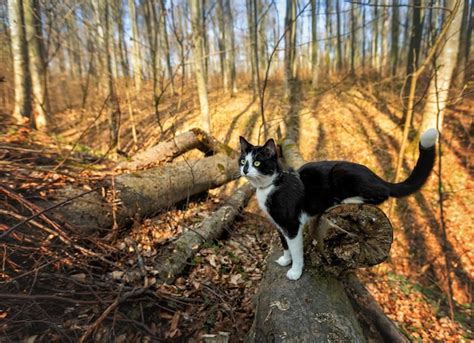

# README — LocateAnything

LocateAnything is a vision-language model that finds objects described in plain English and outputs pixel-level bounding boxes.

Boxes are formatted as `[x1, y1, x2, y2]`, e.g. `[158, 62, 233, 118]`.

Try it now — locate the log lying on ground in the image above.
[310, 204, 393, 275]
[120, 128, 236, 169]
[248, 139, 365, 342]
[248, 139, 404, 342]
[156, 183, 254, 283]
[342, 273, 410, 343]
[45, 153, 240, 235]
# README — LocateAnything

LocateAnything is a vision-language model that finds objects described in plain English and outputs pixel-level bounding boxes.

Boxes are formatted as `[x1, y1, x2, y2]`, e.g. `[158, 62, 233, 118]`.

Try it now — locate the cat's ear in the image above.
[263, 138, 277, 157]
[239, 136, 252, 153]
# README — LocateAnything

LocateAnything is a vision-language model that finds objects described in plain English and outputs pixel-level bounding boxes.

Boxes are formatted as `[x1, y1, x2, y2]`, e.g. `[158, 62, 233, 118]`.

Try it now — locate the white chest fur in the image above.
[256, 185, 274, 215]
[256, 185, 281, 228]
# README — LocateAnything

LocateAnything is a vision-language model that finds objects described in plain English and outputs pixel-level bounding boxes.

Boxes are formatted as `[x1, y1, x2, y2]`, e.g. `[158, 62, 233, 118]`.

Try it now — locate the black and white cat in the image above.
[239, 128, 438, 280]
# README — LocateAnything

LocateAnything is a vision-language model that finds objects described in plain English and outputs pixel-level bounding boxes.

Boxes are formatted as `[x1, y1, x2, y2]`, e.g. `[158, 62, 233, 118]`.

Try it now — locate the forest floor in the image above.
[1, 78, 472, 341]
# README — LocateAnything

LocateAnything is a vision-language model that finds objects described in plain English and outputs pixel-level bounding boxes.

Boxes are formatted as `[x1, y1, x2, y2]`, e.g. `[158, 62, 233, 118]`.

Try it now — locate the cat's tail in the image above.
[386, 128, 438, 198]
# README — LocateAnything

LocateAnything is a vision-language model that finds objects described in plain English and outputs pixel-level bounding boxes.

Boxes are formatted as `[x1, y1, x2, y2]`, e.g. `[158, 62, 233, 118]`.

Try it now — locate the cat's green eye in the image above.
[253, 161, 261, 167]
[240, 159, 245, 165]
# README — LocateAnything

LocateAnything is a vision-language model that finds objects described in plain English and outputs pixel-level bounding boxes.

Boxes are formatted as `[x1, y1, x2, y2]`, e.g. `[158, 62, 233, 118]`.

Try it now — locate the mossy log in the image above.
[119, 128, 236, 169]
[46, 153, 239, 234]
[156, 183, 254, 283]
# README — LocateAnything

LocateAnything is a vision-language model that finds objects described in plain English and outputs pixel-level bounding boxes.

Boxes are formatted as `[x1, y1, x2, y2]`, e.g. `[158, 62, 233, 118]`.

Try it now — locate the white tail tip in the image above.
[420, 128, 438, 148]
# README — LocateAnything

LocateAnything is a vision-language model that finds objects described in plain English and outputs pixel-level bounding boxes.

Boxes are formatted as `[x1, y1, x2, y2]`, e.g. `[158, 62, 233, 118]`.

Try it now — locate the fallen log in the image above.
[120, 128, 236, 169]
[342, 273, 410, 343]
[248, 139, 404, 342]
[43, 153, 240, 235]
[156, 183, 254, 283]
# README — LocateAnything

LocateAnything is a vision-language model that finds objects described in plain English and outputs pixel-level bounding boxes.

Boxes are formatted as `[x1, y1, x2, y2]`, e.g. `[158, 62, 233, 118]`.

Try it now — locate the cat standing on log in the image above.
[239, 128, 438, 280]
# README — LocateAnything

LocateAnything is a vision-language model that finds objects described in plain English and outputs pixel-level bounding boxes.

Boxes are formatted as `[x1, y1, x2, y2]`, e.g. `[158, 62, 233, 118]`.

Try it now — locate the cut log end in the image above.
[308, 204, 393, 275]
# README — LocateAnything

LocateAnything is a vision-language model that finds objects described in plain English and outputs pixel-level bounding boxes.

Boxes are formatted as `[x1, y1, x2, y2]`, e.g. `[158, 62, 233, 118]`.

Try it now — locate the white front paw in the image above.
[275, 254, 292, 267]
[286, 266, 303, 280]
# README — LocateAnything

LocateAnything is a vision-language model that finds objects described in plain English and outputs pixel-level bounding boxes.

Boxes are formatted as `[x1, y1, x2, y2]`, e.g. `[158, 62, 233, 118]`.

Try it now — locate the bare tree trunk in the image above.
[402, 0, 423, 123]
[190, 0, 211, 133]
[391, 0, 400, 76]
[350, 3, 356, 75]
[335, 0, 343, 71]
[114, 0, 129, 78]
[8, 0, 31, 123]
[371, 0, 379, 69]
[420, 0, 464, 132]
[127, 0, 142, 91]
[224, 0, 237, 95]
[159, 0, 175, 94]
[325, 0, 332, 74]
[245, 0, 258, 94]
[311, 0, 318, 87]
[216, 0, 228, 89]
[284, 0, 296, 97]
[23, 0, 49, 130]
[94, 0, 121, 149]
[454, 0, 471, 85]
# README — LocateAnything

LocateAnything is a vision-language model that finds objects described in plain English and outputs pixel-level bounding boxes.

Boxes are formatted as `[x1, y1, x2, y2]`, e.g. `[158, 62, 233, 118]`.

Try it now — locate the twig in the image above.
[0, 188, 99, 239]
[78, 287, 147, 343]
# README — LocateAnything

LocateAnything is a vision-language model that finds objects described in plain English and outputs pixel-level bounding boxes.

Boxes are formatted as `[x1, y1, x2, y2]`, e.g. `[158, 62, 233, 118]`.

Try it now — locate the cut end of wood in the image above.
[310, 204, 393, 274]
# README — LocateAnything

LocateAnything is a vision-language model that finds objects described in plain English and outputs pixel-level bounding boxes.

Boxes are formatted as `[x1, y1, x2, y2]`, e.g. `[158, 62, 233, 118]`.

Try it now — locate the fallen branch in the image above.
[156, 183, 254, 283]
[119, 128, 236, 170]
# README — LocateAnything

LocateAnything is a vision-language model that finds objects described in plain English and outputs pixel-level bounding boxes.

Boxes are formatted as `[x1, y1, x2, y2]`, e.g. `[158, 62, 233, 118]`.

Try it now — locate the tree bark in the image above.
[311, 0, 318, 87]
[46, 153, 239, 235]
[190, 0, 211, 133]
[8, 0, 32, 123]
[391, 0, 399, 77]
[23, 0, 49, 130]
[420, 0, 464, 132]
[335, 0, 343, 71]
[156, 183, 253, 282]
[224, 0, 237, 95]
[119, 128, 236, 169]
[127, 0, 142, 91]
[159, 0, 175, 94]
[284, 0, 297, 97]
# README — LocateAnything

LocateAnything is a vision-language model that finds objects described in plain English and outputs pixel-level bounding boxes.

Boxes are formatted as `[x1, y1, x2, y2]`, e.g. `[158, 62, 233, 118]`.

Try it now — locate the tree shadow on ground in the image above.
[223, 96, 256, 144]
[347, 97, 473, 314]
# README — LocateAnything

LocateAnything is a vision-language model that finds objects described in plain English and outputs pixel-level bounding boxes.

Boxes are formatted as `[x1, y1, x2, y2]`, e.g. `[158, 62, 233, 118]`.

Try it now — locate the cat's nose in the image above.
[243, 163, 249, 174]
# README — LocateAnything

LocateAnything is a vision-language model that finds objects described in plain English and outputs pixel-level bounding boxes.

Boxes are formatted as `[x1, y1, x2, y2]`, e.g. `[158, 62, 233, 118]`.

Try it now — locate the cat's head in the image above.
[239, 137, 280, 188]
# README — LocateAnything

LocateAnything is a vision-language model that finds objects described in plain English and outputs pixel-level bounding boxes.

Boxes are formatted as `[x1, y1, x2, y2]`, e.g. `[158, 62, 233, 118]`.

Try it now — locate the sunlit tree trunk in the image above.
[454, 0, 471, 86]
[127, 0, 142, 91]
[8, 0, 31, 123]
[391, 0, 399, 76]
[190, 0, 210, 132]
[23, 0, 49, 130]
[420, 0, 464, 132]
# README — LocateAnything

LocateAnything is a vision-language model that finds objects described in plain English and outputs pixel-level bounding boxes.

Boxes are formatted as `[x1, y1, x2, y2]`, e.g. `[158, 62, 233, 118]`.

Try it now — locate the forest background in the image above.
[0, 0, 472, 341]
